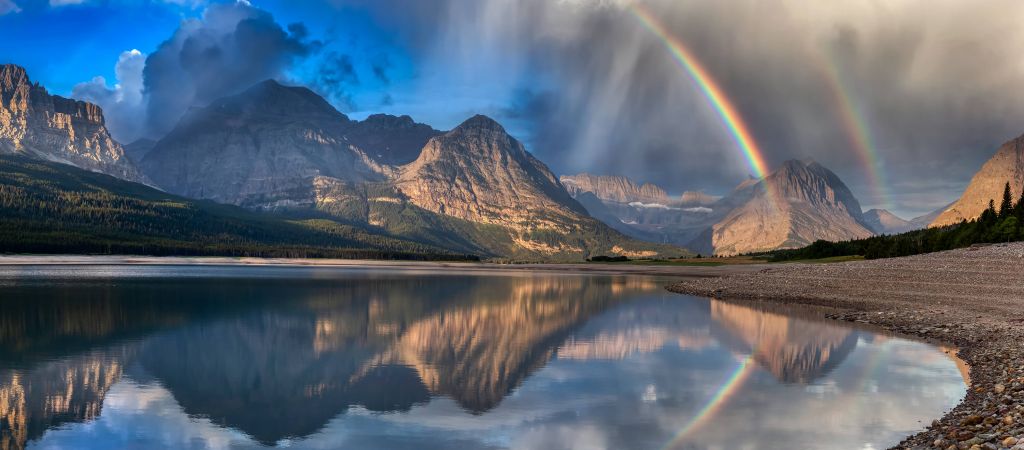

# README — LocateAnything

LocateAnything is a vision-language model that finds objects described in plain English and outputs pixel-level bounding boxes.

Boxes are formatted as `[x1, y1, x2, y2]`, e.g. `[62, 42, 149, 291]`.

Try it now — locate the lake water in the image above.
[0, 265, 966, 450]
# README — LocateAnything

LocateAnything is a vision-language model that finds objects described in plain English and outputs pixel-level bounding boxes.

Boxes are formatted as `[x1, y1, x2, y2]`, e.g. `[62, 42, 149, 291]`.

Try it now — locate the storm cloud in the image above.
[340, 0, 1024, 216]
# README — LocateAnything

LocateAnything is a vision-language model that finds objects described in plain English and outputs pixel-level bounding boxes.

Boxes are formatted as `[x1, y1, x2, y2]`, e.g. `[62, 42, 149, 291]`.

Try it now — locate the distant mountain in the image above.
[931, 133, 1024, 227]
[564, 162, 873, 255]
[560, 173, 671, 205]
[863, 209, 915, 235]
[911, 202, 952, 229]
[134, 81, 677, 260]
[345, 113, 441, 166]
[0, 64, 148, 183]
[123, 138, 156, 162]
[700, 160, 874, 255]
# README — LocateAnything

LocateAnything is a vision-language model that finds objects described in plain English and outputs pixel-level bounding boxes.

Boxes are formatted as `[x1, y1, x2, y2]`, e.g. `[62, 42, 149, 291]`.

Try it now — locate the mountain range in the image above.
[3, 62, 1019, 259]
[0, 65, 676, 261]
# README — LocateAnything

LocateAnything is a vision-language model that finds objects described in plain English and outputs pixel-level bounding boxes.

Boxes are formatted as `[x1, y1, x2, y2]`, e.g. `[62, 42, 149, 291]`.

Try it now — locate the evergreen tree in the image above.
[1000, 182, 1014, 217]
[1015, 190, 1024, 222]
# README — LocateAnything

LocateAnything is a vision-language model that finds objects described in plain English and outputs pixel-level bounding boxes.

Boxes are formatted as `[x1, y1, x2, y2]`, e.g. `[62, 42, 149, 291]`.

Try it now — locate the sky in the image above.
[3, 0, 1024, 218]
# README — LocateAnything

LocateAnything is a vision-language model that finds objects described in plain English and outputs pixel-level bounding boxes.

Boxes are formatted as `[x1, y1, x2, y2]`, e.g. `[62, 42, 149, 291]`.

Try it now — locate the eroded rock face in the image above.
[931, 133, 1024, 227]
[560, 173, 671, 205]
[702, 160, 874, 255]
[396, 115, 588, 232]
[0, 64, 147, 183]
[140, 80, 389, 207]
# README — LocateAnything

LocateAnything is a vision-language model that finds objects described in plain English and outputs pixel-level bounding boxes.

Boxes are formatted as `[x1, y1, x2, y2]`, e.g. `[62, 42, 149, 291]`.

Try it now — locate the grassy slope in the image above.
[0, 155, 474, 260]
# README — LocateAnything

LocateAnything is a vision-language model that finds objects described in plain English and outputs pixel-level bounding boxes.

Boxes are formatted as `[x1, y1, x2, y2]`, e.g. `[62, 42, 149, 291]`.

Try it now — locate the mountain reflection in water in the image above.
[0, 266, 965, 450]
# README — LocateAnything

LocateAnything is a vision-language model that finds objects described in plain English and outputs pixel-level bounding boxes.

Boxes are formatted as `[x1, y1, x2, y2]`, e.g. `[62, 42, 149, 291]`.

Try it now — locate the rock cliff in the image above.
[931, 133, 1024, 227]
[0, 64, 147, 183]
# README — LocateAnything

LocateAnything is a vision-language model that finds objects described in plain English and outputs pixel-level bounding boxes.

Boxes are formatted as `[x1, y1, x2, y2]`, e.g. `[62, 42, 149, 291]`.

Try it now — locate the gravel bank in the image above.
[669, 243, 1024, 450]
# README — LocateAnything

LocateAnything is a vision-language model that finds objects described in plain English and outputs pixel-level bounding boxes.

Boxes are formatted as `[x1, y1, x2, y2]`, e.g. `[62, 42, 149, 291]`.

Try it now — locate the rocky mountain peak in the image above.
[696, 159, 873, 255]
[931, 132, 1024, 227]
[0, 64, 147, 183]
[450, 114, 508, 135]
[211, 79, 348, 121]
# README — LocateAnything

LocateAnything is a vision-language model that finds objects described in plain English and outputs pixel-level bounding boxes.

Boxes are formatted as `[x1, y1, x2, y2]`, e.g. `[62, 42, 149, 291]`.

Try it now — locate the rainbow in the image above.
[628, 3, 769, 179]
[661, 354, 757, 449]
[818, 53, 892, 210]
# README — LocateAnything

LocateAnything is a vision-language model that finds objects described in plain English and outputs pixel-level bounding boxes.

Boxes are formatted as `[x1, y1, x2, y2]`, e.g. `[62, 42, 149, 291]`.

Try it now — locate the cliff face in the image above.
[699, 160, 874, 255]
[397, 116, 587, 229]
[0, 64, 147, 183]
[931, 134, 1024, 227]
[560, 173, 670, 205]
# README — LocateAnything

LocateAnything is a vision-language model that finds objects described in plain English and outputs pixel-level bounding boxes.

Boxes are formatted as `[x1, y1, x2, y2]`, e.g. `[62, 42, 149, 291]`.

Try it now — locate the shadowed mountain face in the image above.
[932, 133, 1024, 227]
[140, 80, 387, 208]
[863, 209, 916, 235]
[0, 65, 147, 184]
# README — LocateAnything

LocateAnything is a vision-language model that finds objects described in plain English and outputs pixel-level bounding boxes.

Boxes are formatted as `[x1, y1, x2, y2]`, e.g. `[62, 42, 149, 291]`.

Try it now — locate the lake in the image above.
[0, 265, 966, 450]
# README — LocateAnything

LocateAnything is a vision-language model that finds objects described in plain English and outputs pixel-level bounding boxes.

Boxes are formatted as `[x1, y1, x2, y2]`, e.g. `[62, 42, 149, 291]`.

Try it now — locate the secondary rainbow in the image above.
[818, 53, 892, 210]
[660, 354, 757, 449]
[628, 3, 770, 179]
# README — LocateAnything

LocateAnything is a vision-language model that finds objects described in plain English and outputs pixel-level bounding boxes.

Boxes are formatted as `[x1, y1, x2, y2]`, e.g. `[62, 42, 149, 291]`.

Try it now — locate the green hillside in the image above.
[0, 155, 475, 260]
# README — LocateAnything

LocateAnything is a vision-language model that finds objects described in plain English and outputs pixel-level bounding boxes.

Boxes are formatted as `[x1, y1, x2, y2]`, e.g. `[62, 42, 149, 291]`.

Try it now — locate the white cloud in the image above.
[0, 0, 20, 15]
[72, 49, 148, 142]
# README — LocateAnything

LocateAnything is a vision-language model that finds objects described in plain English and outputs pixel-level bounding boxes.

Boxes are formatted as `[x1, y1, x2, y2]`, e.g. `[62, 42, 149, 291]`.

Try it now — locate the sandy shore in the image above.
[0, 254, 769, 278]
[669, 243, 1024, 450]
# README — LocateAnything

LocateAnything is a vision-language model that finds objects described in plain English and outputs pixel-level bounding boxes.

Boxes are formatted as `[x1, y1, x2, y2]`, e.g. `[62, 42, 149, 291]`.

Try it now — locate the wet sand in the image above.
[669, 243, 1024, 450]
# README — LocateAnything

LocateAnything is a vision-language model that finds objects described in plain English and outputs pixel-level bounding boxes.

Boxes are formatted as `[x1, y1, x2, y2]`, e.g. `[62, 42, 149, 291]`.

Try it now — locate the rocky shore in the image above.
[668, 243, 1024, 450]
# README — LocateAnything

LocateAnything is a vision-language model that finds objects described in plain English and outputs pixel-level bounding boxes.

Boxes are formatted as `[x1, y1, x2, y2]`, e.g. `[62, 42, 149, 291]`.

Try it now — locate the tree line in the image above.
[769, 181, 1024, 261]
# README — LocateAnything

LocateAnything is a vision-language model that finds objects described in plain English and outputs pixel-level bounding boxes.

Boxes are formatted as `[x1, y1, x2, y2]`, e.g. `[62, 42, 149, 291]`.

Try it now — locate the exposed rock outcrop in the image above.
[931, 133, 1024, 227]
[698, 160, 874, 255]
[0, 64, 147, 183]
[560, 173, 671, 205]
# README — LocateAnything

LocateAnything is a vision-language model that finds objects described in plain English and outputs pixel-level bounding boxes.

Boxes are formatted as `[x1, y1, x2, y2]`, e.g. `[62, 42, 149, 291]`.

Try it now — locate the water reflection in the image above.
[0, 266, 964, 449]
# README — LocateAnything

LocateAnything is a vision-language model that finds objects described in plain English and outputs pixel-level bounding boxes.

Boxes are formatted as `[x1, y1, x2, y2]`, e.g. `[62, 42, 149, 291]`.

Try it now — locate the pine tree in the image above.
[1000, 182, 1014, 217]
[1015, 189, 1024, 222]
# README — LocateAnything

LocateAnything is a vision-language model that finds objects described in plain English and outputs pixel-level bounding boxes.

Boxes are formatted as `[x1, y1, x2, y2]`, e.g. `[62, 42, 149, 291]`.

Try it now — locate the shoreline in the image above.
[668, 243, 1024, 450]
[0, 254, 769, 278]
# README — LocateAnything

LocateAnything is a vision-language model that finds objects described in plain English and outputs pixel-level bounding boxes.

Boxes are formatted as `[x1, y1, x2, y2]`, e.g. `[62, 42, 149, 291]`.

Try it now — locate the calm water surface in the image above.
[0, 265, 966, 450]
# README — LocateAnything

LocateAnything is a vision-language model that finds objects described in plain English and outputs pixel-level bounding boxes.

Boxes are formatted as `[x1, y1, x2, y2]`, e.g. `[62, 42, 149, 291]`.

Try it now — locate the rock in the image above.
[931, 133, 1024, 227]
[1004, 436, 1019, 446]
[996, 384, 1007, 394]
[0, 64, 148, 184]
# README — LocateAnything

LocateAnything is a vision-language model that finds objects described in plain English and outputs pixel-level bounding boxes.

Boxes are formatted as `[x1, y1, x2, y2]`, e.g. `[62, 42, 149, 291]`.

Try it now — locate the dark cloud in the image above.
[339, 0, 1024, 216]
[309, 51, 360, 110]
[370, 54, 391, 85]
[141, 1, 319, 137]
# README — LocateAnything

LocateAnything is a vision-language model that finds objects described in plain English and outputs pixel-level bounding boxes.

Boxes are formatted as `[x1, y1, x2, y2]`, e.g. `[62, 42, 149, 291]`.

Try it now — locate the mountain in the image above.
[0, 64, 147, 183]
[863, 209, 915, 234]
[694, 159, 874, 255]
[345, 113, 441, 166]
[140, 80, 388, 208]
[560, 173, 671, 205]
[123, 138, 156, 162]
[0, 154, 469, 260]
[133, 81, 676, 260]
[931, 133, 1024, 227]
[393, 116, 677, 259]
[911, 202, 952, 229]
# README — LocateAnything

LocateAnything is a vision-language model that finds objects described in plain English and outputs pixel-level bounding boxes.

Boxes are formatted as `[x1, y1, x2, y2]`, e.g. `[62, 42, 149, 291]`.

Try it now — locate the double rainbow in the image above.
[628, 3, 769, 180]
